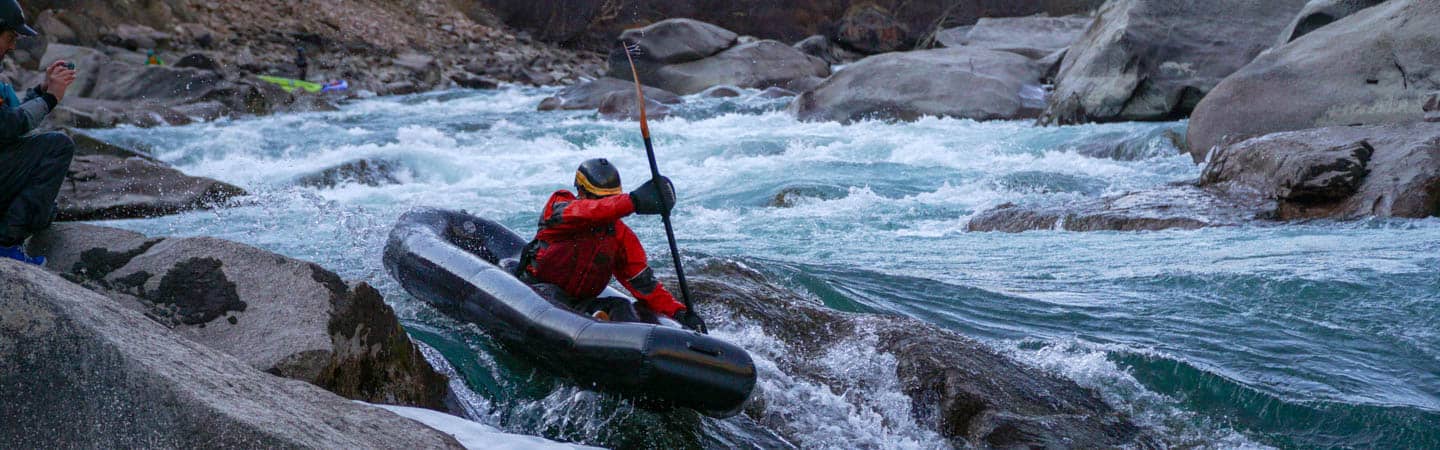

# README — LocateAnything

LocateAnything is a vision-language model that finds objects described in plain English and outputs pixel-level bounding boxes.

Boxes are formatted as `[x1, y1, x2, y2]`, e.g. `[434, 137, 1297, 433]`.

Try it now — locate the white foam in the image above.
[367, 403, 603, 450]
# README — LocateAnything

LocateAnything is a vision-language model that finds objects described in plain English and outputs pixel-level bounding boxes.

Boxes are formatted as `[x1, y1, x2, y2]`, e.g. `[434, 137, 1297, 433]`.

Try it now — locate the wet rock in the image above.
[617, 18, 737, 65]
[597, 90, 671, 121]
[67, 127, 159, 161]
[538, 77, 682, 111]
[1200, 122, 1440, 219]
[0, 260, 463, 449]
[1277, 0, 1388, 45]
[173, 53, 221, 72]
[701, 85, 743, 98]
[679, 260, 1149, 448]
[1041, 0, 1307, 125]
[296, 159, 405, 188]
[1427, 93, 1440, 123]
[73, 233, 451, 409]
[793, 35, 860, 66]
[58, 153, 245, 221]
[451, 73, 499, 90]
[966, 186, 1269, 232]
[767, 184, 847, 207]
[1187, 0, 1440, 161]
[790, 48, 1044, 123]
[757, 87, 798, 99]
[833, 3, 910, 54]
[613, 39, 830, 95]
[938, 16, 1093, 60]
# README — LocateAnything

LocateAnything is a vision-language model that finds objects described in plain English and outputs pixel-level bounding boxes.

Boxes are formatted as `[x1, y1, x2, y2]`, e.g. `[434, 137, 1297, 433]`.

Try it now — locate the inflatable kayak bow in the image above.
[383, 208, 756, 417]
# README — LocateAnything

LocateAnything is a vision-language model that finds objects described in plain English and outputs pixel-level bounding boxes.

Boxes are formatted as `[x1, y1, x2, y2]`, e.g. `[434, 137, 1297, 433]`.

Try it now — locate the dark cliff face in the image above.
[484, 0, 1105, 50]
[673, 259, 1150, 448]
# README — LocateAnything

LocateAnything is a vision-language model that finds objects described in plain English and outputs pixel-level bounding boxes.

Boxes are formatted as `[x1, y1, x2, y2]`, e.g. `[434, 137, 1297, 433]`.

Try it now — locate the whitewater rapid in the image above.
[90, 87, 1440, 449]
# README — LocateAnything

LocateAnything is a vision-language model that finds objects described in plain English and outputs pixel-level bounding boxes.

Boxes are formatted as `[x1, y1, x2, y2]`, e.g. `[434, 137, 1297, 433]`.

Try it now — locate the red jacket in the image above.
[524, 190, 686, 317]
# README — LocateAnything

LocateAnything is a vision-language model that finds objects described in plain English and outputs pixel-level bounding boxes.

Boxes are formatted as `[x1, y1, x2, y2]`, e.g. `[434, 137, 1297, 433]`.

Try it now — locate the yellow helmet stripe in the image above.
[575, 170, 623, 196]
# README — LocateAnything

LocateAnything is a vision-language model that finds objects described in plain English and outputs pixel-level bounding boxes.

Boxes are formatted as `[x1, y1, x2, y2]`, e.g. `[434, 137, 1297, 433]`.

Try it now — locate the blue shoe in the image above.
[0, 245, 45, 266]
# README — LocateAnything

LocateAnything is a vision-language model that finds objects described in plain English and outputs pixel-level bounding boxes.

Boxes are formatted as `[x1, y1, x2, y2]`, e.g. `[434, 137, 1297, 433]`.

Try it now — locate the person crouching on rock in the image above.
[0, 0, 77, 266]
[516, 158, 706, 331]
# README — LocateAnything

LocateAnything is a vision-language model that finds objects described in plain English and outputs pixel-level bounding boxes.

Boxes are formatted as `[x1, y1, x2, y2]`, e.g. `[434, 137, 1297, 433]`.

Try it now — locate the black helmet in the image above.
[575, 158, 622, 197]
[0, 0, 36, 37]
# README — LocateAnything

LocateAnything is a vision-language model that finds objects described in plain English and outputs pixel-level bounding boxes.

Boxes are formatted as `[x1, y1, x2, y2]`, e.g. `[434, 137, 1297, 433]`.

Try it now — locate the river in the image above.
[88, 87, 1440, 449]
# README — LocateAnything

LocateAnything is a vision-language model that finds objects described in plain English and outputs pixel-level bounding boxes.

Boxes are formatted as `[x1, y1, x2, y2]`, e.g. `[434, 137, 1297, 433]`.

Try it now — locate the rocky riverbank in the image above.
[20, 0, 606, 129]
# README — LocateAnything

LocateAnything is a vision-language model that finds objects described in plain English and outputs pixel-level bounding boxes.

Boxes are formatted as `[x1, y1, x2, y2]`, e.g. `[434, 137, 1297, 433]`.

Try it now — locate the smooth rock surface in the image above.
[790, 47, 1044, 123]
[1041, 0, 1307, 125]
[0, 259, 463, 448]
[597, 90, 672, 121]
[618, 18, 738, 64]
[1188, 0, 1440, 161]
[95, 235, 449, 408]
[939, 16, 1092, 60]
[618, 39, 830, 95]
[1277, 0, 1388, 45]
[1200, 122, 1440, 219]
[296, 159, 407, 188]
[537, 77, 682, 111]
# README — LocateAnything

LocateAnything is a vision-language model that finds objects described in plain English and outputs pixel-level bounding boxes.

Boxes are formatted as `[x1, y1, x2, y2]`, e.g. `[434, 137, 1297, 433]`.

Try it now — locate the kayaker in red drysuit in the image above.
[518, 158, 706, 331]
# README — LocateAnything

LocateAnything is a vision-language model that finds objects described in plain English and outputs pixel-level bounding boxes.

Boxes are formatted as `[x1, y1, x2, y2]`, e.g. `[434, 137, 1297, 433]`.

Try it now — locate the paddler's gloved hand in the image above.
[675, 309, 707, 333]
[630, 176, 676, 216]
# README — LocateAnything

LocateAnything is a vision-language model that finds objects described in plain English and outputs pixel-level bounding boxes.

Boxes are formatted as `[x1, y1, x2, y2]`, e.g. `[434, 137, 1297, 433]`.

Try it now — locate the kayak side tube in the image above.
[383, 208, 756, 418]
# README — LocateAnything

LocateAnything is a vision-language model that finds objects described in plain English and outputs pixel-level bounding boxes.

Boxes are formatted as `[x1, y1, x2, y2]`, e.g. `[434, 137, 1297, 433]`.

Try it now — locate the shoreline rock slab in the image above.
[0, 259, 463, 448]
[1200, 122, 1440, 220]
[57, 153, 247, 221]
[1188, 0, 1440, 161]
[28, 224, 451, 410]
[790, 47, 1044, 123]
[1041, 0, 1307, 125]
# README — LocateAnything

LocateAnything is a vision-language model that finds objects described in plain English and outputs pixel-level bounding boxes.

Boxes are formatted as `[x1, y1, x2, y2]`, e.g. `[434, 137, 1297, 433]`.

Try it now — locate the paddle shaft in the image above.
[622, 45, 703, 332]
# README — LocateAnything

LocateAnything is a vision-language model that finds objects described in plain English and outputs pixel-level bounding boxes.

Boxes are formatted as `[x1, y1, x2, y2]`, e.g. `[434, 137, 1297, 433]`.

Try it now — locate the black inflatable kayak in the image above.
[383, 208, 756, 418]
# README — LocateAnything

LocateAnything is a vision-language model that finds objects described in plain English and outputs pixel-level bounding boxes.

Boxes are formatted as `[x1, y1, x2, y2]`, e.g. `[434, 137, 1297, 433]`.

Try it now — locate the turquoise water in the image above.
[91, 88, 1440, 449]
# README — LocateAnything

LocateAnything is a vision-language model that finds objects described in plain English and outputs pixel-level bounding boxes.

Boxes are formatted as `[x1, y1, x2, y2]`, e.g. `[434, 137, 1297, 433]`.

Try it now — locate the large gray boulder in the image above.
[615, 40, 831, 95]
[618, 18, 738, 65]
[938, 16, 1093, 60]
[1199, 122, 1440, 220]
[1277, 0, 1388, 45]
[57, 153, 246, 221]
[537, 77, 682, 111]
[790, 48, 1044, 123]
[682, 260, 1149, 447]
[1187, 0, 1439, 161]
[1041, 0, 1308, 125]
[27, 224, 451, 410]
[0, 259, 462, 448]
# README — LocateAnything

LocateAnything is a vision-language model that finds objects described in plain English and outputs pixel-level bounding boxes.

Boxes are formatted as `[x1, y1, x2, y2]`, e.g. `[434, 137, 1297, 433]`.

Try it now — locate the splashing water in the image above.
[90, 87, 1440, 449]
